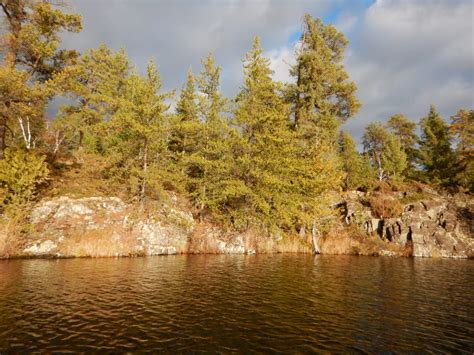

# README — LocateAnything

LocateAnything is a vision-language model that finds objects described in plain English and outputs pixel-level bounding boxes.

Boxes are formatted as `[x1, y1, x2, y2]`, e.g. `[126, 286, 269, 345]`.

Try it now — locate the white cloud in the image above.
[343, 0, 474, 143]
[335, 13, 357, 33]
[265, 45, 296, 83]
[56, 0, 473, 144]
[63, 0, 330, 96]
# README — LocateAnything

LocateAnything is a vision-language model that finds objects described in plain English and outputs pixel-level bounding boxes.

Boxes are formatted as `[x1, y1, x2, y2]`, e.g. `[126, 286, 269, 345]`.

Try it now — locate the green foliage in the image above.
[0, 0, 82, 159]
[418, 105, 456, 185]
[450, 109, 474, 191]
[1, 1, 82, 80]
[363, 123, 407, 181]
[169, 68, 202, 157]
[386, 114, 418, 174]
[56, 45, 131, 153]
[230, 37, 302, 229]
[289, 14, 360, 134]
[0, 149, 49, 216]
[176, 54, 236, 219]
[2, 3, 471, 243]
[104, 60, 178, 202]
[382, 134, 407, 180]
[338, 131, 374, 190]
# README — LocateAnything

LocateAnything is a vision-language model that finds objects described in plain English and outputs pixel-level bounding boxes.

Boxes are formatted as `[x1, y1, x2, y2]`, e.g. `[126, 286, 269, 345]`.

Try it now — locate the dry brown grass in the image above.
[368, 192, 403, 219]
[188, 223, 311, 254]
[254, 233, 312, 254]
[45, 154, 127, 200]
[58, 226, 140, 258]
[320, 225, 407, 256]
[0, 220, 24, 258]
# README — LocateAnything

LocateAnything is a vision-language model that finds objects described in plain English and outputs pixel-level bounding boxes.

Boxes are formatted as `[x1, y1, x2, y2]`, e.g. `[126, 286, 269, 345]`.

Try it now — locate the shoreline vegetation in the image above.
[0, 2, 472, 260]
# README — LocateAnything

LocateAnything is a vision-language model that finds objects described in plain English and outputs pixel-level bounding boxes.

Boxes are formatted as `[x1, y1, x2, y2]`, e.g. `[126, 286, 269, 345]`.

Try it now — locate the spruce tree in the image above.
[231, 37, 295, 229]
[57, 45, 131, 154]
[106, 60, 176, 202]
[450, 109, 473, 190]
[386, 114, 418, 173]
[0, 0, 82, 158]
[285, 14, 359, 230]
[290, 14, 360, 138]
[286, 15, 358, 236]
[184, 54, 235, 218]
[338, 131, 373, 190]
[363, 123, 406, 181]
[170, 68, 201, 156]
[418, 105, 456, 185]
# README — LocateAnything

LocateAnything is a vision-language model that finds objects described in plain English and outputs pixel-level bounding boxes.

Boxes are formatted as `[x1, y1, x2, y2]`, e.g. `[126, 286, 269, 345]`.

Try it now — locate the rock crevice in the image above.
[341, 191, 473, 258]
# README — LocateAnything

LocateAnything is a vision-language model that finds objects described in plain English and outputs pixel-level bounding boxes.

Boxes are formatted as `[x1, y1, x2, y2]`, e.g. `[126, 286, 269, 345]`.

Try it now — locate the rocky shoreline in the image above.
[1, 189, 473, 259]
[3, 196, 306, 259]
[333, 190, 474, 258]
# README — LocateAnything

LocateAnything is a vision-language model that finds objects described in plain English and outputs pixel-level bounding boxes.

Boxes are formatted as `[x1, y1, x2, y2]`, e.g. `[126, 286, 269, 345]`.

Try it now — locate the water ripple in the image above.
[0, 255, 473, 353]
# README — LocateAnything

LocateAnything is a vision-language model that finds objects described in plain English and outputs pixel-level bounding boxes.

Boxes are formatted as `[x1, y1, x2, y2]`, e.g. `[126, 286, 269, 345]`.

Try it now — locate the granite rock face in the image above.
[8, 189, 474, 259]
[20, 196, 259, 258]
[341, 191, 473, 258]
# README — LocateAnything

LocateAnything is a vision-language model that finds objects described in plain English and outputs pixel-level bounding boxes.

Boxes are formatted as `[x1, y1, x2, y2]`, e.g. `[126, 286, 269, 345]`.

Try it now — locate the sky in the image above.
[60, 0, 474, 144]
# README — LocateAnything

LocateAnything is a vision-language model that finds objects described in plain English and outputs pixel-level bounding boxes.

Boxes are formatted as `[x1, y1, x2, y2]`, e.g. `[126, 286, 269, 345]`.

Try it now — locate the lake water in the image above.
[0, 255, 473, 352]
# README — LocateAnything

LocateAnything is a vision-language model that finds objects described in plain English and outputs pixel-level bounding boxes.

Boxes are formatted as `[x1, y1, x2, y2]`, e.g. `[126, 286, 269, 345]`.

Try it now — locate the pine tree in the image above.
[381, 134, 407, 180]
[386, 113, 418, 173]
[363, 123, 406, 181]
[450, 109, 473, 190]
[290, 14, 360, 137]
[231, 37, 333, 232]
[0, 66, 46, 151]
[0, 149, 49, 217]
[283, 14, 358, 232]
[0, 0, 82, 158]
[338, 131, 373, 190]
[286, 16, 357, 237]
[182, 54, 235, 218]
[105, 60, 175, 202]
[418, 105, 456, 185]
[170, 68, 201, 156]
[177, 68, 199, 122]
[56, 45, 131, 155]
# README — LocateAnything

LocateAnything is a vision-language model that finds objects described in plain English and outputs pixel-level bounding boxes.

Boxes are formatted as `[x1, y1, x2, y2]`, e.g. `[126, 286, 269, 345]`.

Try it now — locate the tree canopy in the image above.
[1, 3, 472, 231]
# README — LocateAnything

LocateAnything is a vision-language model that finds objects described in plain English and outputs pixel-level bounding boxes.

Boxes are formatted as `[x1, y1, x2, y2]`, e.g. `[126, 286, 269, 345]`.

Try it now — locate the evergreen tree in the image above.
[177, 68, 199, 122]
[386, 113, 418, 173]
[450, 109, 473, 190]
[290, 14, 360, 138]
[363, 123, 406, 181]
[184, 54, 235, 218]
[0, 0, 82, 158]
[56, 45, 131, 155]
[169, 68, 201, 156]
[382, 134, 407, 180]
[0, 149, 49, 217]
[0, 66, 46, 151]
[106, 60, 175, 202]
[285, 15, 355, 236]
[232, 37, 295, 228]
[338, 131, 373, 190]
[418, 105, 455, 185]
[197, 54, 227, 123]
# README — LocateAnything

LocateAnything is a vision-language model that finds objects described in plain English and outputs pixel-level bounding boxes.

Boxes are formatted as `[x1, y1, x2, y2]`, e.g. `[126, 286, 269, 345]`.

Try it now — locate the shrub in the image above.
[400, 191, 432, 205]
[368, 193, 403, 219]
[0, 149, 49, 217]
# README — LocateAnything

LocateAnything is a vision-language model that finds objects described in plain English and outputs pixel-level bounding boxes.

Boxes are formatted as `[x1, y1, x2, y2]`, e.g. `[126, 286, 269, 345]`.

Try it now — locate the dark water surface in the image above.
[0, 255, 473, 353]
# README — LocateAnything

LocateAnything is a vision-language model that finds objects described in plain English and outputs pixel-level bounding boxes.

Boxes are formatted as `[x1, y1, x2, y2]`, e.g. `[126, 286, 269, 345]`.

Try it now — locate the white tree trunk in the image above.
[311, 221, 321, 254]
[18, 116, 32, 149]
